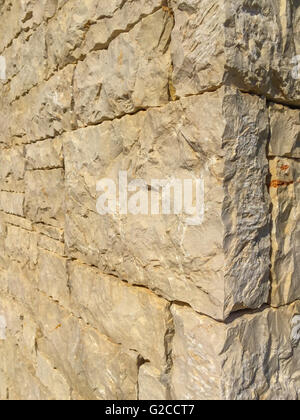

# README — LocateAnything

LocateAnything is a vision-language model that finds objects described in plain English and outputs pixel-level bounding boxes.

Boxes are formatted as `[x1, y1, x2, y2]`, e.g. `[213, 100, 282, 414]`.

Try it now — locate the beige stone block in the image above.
[34, 294, 139, 400]
[170, 0, 300, 105]
[138, 364, 168, 400]
[10, 65, 75, 143]
[38, 249, 69, 306]
[25, 138, 63, 170]
[269, 104, 300, 158]
[25, 169, 65, 228]
[0, 191, 24, 216]
[82, 0, 163, 54]
[36, 351, 71, 400]
[269, 158, 300, 306]
[5, 224, 38, 267]
[0, 146, 25, 188]
[64, 88, 271, 321]
[38, 234, 65, 256]
[69, 261, 172, 370]
[45, 0, 126, 76]
[73, 9, 172, 126]
[5, 26, 47, 102]
[171, 302, 300, 400]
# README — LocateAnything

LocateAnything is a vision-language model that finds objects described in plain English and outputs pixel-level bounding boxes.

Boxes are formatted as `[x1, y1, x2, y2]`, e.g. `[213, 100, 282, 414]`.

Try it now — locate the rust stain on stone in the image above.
[270, 180, 294, 188]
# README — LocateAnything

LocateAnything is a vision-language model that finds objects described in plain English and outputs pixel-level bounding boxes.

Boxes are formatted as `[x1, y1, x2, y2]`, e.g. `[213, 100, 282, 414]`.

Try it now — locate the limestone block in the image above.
[34, 223, 64, 242]
[269, 104, 300, 158]
[10, 65, 75, 143]
[170, 302, 300, 400]
[269, 157, 300, 306]
[73, 9, 172, 126]
[36, 351, 71, 400]
[5, 225, 38, 267]
[38, 234, 65, 256]
[0, 191, 24, 216]
[0, 0, 60, 53]
[38, 249, 69, 307]
[81, 0, 163, 54]
[5, 261, 37, 306]
[0, 1, 23, 53]
[170, 0, 226, 97]
[5, 26, 47, 102]
[24, 169, 65, 228]
[170, 0, 300, 105]
[25, 138, 63, 170]
[45, 0, 127, 76]
[138, 364, 168, 400]
[69, 261, 172, 370]
[34, 294, 139, 400]
[1, 212, 33, 231]
[0, 146, 25, 190]
[225, 0, 300, 105]
[64, 87, 270, 321]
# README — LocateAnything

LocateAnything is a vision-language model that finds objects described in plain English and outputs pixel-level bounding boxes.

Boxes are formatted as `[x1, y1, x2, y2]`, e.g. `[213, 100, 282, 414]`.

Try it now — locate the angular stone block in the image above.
[34, 294, 139, 400]
[73, 9, 173, 126]
[24, 169, 65, 228]
[64, 87, 270, 321]
[170, 0, 300, 105]
[38, 249, 69, 307]
[45, 0, 127, 76]
[138, 364, 168, 400]
[25, 138, 63, 170]
[4, 26, 47, 102]
[10, 65, 75, 143]
[0, 191, 24, 217]
[269, 157, 300, 306]
[269, 104, 300, 158]
[170, 302, 300, 400]
[69, 261, 172, 370]
[0, 146, 25, 191]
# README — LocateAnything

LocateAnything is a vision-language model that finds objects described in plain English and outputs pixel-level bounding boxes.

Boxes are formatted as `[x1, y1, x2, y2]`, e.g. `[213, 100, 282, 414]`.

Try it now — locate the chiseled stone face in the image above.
[68, 260, 172, 370]
[171, 0, 300, 105]
[73, 8, 173, 127]
[64, 87, 270, 321]
[269, 157, 300, 306]
[171, 302, 300, 400]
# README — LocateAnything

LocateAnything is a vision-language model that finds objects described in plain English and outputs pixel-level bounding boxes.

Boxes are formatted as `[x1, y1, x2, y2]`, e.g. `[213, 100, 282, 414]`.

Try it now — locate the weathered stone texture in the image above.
[0, 0, 299, 401]
[64, 87, 270, 321]
[171, 302, 300, 400]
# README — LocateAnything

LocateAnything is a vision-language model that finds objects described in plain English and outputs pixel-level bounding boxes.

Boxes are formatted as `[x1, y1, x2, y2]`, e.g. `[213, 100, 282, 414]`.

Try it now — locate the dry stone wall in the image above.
[0, 0, 299, 400]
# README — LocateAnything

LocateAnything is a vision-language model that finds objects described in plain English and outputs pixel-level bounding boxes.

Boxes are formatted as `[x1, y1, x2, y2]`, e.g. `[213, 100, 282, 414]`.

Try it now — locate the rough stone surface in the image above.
[0, 0, 299, 401]
[171, 303, 300, 400]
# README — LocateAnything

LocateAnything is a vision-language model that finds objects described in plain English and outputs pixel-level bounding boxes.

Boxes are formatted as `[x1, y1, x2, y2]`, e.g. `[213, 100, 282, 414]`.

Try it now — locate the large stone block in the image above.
[0, 191, 24, 217]
[25, 138, 63, 170]
[73, 9, 173, 126]
[64, 87, 271, 321]
[38, 249, 69, 307]
[4, 25, 47, 102]
[69, 261, 172, 370]
[170, 0, 300, 105]
[45, 0, 128, 76]
[269, 104, 300, 158]
[4, 225, 38, 267]
[269, 157, 300, 306]
[170, 302, 300, 400]
[34, 294, 139, 400]
[24, 169, 65, 228]
[81, 0, 163, 55]
[10, 65, 75, 143]
[0, 146, 25, 191]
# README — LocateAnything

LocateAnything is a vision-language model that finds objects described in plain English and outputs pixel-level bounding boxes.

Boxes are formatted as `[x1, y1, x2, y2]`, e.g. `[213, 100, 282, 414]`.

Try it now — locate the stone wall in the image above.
[0, 0, 299, 400]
